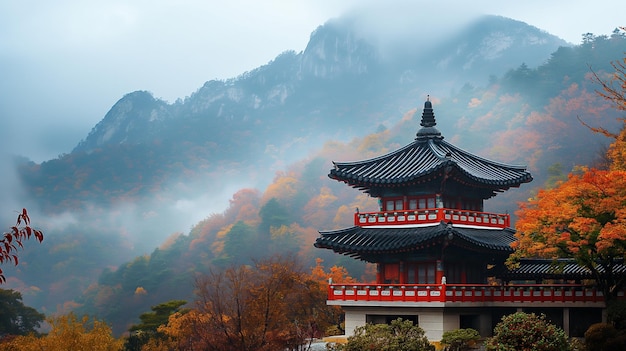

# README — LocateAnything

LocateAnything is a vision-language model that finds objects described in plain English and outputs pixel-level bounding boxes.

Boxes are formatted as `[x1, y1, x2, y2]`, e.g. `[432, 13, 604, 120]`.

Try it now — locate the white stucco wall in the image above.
[344, 309, 367, 336]
[342, 307, 459, 341]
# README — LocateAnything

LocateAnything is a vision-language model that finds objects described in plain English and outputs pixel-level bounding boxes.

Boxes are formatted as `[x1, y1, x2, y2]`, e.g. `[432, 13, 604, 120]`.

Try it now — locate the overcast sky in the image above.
[1, 0, 624, 163]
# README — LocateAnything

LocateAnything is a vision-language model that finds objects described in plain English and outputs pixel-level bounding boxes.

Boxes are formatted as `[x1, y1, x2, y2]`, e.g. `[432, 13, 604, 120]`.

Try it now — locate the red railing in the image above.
[328, 284, 621, 304]
[354, 209, 510, 229]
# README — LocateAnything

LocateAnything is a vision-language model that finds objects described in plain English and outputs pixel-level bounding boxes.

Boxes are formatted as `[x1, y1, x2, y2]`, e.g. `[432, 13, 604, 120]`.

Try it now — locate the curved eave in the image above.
[328, 138, 532, 193]
[314, 223, 516, 261]
[437, 140, 533, 189]
[496, 259, 626, 281]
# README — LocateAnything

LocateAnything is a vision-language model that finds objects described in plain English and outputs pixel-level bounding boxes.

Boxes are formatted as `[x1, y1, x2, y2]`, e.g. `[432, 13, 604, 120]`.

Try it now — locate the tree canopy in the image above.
[0, 313, 123, 351]
[0, 289, 44, 336]
[125, 300, 188, 351]
[152, 255, 327, 351]
[513, 167, 626, 299]
[513, 53, 626, 301]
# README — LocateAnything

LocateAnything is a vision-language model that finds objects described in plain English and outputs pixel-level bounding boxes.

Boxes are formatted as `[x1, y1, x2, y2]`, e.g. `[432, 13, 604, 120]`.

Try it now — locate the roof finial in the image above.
[415, 95, 443, 140]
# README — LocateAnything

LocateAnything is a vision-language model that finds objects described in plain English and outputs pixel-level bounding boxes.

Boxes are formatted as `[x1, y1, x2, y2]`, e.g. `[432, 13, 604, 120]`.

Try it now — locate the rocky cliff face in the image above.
[429, 16, 565, 81]
[300, 20, 380, 79]
[71, 15, 566, 160]
[74, 91, 172, 152]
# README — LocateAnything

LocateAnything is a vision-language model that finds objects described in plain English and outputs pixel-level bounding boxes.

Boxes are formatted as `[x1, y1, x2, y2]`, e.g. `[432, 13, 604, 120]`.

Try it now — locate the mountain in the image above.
[15, 15, 563, 216]
[73, 15, 566, 159]
[6, 12, 626, 332]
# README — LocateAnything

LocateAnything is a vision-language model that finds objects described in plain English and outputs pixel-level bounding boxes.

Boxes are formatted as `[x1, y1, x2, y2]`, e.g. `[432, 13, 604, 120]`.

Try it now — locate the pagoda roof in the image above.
[497, 258, 626, 281]
[329, 98, 532, 196]
[314, 222, 516, 262]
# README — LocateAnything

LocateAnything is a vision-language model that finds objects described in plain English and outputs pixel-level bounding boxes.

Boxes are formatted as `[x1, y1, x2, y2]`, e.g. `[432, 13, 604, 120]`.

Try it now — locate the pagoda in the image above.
[314, 98, 614, 341]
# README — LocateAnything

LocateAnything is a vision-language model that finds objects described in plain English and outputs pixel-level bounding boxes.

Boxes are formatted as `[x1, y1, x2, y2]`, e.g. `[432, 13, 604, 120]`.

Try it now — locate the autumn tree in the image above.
[513, 167, 626, 301]
[0, 313, 123, 351]
[139, 310, 208, 351]
[259, 198, 295, 255]
[189, 255, 325, 351]
[180, 255, 354, 350]
[125, 300, 188, 351]
[218, 220, 257, 265]
[514, 51, 626, 302]
[309, 258, 356, 335]
[1, 209, 44, 283]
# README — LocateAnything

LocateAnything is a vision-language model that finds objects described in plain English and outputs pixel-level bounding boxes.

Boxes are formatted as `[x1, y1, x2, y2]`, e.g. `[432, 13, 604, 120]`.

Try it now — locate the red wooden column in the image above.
[399, 261, 406, 284]
[436, 260, 444, 285]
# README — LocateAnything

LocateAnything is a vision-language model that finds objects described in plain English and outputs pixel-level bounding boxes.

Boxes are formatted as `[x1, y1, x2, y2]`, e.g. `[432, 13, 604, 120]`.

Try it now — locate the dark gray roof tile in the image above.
[330, 138, 532, 194]
[328, 100, 532, 196]
[314, 222, 516, 261]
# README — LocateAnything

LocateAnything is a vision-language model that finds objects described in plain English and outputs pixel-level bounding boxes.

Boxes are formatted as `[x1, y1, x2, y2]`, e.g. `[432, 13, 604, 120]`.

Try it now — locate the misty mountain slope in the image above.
[429, 16, 567, 83]
[53, 15, 567, 210]
[72, 15, 566, 155]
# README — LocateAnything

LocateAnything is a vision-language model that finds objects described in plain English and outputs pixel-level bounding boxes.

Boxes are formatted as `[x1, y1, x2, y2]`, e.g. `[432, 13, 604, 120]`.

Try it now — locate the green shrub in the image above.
[568, 337, 586, 351]
[607, 300, 626, 330]
[441, 328, 481, 351]
[334, 318, 435, 351]
[325, 323, 346, 337]
[486, 312, 570, 351]
[584, 323, 626, 351]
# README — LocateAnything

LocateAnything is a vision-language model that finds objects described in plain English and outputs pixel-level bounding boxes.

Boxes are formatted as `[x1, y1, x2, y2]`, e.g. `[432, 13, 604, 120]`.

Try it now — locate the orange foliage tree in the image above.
[310, 258, 356, 335]
[146, 257, 355, 351]
[514, 52, 626, 301]
[1, 209, 44, 283]
[513, 168, 626, 300]
[185, 255, 326, 351]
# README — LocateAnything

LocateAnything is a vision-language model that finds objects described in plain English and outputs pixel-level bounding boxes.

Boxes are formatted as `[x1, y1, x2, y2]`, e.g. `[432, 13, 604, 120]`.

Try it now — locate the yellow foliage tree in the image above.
[607, 126, 626, 171]
[302, 186, 338, 227]
[140, 310, 210, 351]
[0, 313, 123, 351]
[262, 171, 299, 204]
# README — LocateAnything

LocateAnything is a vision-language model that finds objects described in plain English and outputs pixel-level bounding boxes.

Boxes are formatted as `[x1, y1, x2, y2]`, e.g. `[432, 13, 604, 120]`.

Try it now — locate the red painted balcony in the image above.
[328, 284, 623, 305]
[354, 208, 510, 229]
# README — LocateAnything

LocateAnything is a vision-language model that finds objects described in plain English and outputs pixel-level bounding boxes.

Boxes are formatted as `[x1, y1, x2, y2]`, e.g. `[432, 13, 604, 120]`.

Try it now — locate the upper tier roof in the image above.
[329, 98, 532, 197]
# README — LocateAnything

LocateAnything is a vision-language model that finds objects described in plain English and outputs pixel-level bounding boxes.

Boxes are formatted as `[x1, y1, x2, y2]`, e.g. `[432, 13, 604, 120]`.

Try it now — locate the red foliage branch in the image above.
[0, 208, 44, 283]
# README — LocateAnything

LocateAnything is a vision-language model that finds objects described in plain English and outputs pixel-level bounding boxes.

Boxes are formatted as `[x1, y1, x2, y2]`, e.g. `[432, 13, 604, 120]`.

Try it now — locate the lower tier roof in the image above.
[314, 222, 516, 262]
[497, 258, 626, 281]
